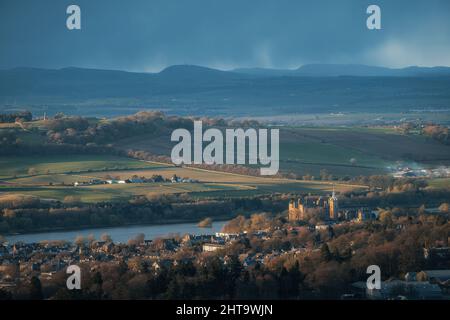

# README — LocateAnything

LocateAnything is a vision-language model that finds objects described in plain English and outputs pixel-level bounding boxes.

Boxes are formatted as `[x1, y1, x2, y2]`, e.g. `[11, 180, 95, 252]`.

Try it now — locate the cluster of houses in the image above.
[0, 238, 175, 288]
[392, 165, 450, 178]
[0, 242, 76, 286]
[350, 269, 450, 300]
[1, 225, 449, 299]
[346, 244, 450, 300]
[0, 228, 310, 290]
[73, 174, 199, 187]
[0, 231, 245, 287]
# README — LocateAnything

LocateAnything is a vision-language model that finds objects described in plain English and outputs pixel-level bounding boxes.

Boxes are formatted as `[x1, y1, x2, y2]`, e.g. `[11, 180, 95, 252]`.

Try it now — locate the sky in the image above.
[1, 0, 450, 72]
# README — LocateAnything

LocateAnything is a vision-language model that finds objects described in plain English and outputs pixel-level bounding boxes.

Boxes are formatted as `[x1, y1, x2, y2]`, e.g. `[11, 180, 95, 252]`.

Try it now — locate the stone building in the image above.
[328, 191, 338, 220]
[357, 208, 375, 222]
[288, 198, 306, 221]
[288, 191, 339, 222]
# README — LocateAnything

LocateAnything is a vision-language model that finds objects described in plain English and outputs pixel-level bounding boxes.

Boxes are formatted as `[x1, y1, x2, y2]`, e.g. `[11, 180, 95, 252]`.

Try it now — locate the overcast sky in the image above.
[1, 0, 449, 71]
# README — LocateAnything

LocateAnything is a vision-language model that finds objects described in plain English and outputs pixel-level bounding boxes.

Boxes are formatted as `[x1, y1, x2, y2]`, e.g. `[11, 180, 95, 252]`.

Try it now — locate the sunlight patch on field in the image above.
[0, 155, 163, 179]
[0, 152, 368, 203]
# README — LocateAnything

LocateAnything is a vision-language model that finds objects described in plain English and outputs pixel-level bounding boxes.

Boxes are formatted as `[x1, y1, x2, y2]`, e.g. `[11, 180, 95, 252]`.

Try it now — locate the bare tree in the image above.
[74, 235, 85, 246]
[87, 233, 96, 246]
[101, 233, 112, 243]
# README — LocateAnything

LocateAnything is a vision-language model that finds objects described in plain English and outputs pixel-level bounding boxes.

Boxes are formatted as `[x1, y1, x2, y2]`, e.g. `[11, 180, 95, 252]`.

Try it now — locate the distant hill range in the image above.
[233, 64, 450, 77]
[1, 64, 450, 117]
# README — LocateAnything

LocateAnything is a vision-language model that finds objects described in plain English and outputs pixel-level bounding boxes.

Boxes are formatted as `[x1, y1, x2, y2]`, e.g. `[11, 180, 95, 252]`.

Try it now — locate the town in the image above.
[1, 193, 449, 300]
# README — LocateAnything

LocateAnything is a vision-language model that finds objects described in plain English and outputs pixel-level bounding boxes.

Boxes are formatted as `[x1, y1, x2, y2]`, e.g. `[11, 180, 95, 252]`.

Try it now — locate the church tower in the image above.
[328, 189, 338, 220]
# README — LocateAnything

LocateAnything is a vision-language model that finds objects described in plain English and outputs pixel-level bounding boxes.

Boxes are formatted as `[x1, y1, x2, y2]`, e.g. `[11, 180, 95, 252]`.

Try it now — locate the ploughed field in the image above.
[0, 154, 365, 203]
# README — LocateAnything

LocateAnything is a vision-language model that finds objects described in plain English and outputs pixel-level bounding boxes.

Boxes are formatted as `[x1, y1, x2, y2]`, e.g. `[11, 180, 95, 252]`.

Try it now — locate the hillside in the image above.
[1, 65, 450, 117]
[234, 64, 450, 77]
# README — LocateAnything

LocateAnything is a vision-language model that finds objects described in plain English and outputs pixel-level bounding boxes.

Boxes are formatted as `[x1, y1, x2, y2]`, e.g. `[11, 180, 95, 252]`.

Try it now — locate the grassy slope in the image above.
[0, 154, 365, 202]
[113, 126, 450, 177]
[0, 155, 162, 179]
[428, 178, 450, 190]
[2, 122, 448, 202]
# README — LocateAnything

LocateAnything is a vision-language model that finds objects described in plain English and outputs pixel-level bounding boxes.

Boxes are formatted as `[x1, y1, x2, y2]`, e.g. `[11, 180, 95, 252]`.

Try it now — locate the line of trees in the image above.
[44, 111, 251, 146]
[0, 194, 284, 234]
[0, 111, 32, 123]
[422, 124, 450, 145]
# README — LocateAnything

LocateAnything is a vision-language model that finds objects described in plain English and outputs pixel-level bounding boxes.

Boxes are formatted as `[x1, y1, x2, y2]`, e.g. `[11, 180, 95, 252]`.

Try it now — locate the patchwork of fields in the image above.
[0, 154, 365, 203]
[0, 155, 162, 179]
[1, 123, 449, 203]
[113, 126, 450, 178]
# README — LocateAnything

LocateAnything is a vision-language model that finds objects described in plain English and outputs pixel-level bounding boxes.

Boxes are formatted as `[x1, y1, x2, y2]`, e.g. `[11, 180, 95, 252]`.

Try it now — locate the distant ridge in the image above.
[3, 63, 450, 78]
[232, 63, 450, 77]
[231, 67, 295, 77]
[296, 64, 394, 77]
[160, 64, 228, 76]
[1, 64, 450, 117]
[158, 64, 244, 82]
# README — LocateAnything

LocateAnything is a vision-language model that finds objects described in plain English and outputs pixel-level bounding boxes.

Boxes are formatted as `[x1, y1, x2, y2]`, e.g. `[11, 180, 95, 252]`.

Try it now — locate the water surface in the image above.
[6, 221, 228, 244]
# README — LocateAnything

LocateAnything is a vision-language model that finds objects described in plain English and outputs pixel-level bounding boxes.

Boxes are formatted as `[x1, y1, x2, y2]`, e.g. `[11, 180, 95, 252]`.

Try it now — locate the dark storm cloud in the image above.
[1, 0, 449, 71]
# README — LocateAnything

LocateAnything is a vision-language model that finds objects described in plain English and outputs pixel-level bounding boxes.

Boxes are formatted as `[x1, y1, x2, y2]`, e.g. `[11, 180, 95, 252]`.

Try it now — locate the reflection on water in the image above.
[6, 221, 228, 244]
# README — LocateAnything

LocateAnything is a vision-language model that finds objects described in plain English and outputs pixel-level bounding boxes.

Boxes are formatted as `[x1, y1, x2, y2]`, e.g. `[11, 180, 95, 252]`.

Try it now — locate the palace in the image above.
[288, 198, 307, 221]
[288, 191, 339, 221]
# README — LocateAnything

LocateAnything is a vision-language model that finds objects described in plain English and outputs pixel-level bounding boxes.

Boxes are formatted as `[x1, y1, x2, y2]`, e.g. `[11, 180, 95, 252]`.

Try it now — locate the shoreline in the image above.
[3, 215, 234, 238]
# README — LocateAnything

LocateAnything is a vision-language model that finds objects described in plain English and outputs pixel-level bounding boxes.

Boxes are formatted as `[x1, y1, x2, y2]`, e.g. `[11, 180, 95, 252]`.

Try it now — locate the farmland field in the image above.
[2, 123, 448, 203]
[0, 154, 366, 202]
[428, 178, 450, 190]
[0, 182, 251, 202]
[0, 155, 164, 179]
[113, 126, 450, 178]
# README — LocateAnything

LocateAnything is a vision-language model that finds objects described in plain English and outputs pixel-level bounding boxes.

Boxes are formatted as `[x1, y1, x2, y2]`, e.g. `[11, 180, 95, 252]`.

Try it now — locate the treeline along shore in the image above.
[1, 187, 450, 235]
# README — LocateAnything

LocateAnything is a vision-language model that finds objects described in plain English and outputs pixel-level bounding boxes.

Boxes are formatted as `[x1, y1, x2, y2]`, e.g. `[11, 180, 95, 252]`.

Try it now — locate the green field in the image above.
[113, 126, 450, 178]
[0, 155, 163, 179]
[0, 182, 251, 202]
[278, 127, 450, 177]
[0, 154, 366, 203]
[2, 121, 448, 203]
[428, 178, 450, 190]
